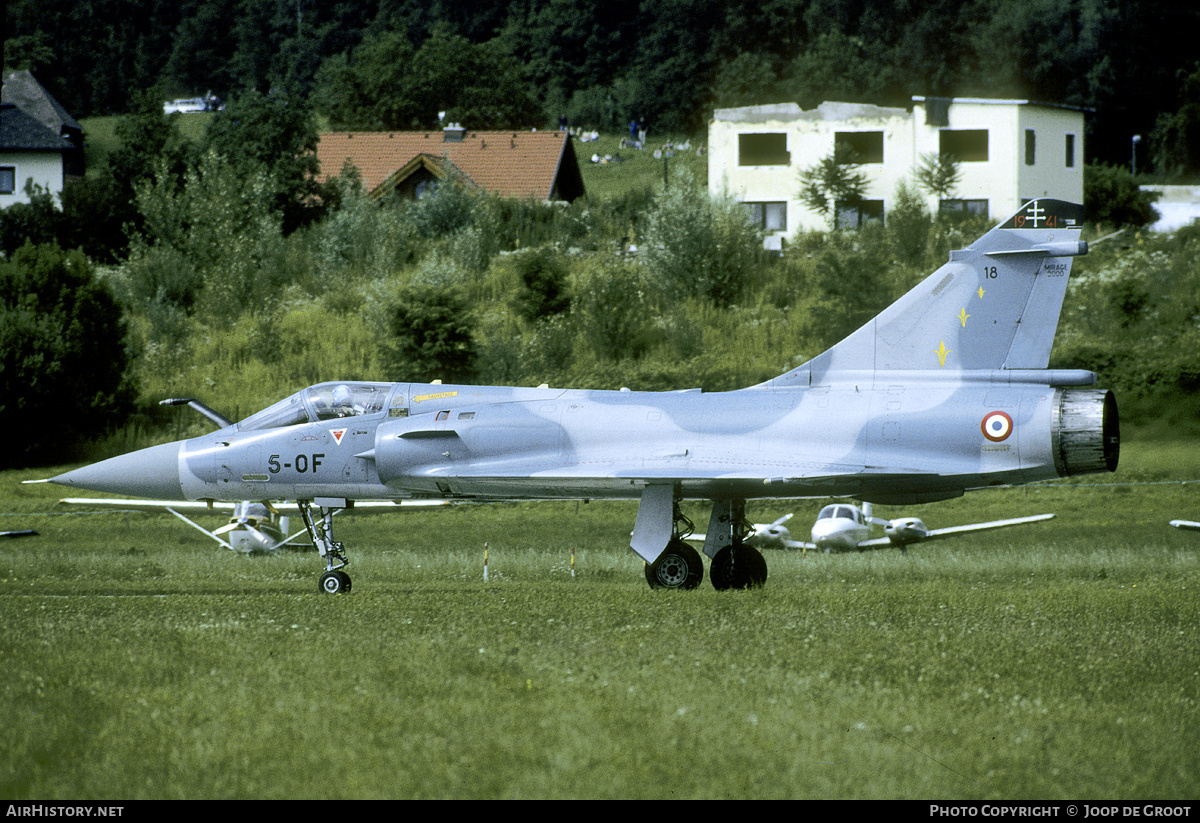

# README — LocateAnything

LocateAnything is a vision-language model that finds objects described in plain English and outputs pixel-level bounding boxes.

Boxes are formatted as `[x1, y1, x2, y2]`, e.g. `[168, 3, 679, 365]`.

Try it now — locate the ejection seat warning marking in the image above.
[415, 391, 459, 403]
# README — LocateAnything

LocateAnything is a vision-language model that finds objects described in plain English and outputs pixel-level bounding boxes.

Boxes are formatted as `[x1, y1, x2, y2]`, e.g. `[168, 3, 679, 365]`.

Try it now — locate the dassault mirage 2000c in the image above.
[46, 199, 1118, 594]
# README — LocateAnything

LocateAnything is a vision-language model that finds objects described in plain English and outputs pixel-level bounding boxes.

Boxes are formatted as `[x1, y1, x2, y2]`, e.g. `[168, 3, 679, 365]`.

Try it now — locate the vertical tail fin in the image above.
[767, 199, 1087, 387]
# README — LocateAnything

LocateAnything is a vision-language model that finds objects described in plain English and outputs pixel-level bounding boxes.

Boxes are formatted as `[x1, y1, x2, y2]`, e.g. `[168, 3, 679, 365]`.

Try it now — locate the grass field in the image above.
[2, 439, 1199, 800]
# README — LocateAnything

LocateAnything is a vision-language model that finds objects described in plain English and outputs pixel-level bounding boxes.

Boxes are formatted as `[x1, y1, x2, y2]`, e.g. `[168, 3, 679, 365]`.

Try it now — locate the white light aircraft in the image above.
[739, 504, 1055, 552]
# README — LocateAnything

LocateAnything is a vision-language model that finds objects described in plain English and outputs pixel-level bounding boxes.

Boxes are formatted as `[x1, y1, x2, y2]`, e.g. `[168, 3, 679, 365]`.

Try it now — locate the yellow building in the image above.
[708, 97, 1085, 237]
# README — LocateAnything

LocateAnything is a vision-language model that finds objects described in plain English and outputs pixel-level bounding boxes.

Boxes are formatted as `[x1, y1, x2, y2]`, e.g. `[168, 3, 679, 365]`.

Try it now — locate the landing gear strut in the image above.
[706, 498, 768, 590]
[299, 499, 351, 594]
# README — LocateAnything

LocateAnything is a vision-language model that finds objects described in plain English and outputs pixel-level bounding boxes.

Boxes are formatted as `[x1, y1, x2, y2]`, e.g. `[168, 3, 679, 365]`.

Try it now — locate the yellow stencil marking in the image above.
[414, 390, 459, 403]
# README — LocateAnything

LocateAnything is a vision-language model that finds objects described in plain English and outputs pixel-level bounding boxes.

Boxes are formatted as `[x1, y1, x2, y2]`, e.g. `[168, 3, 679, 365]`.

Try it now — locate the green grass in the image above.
[2, 441, 1199, 799]
[575, 133, 708, 201]
[79, 112, 215, 176]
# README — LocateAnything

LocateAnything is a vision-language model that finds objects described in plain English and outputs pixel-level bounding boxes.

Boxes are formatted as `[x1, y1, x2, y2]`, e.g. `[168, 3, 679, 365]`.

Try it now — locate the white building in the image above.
[708, 97, 1085, 236]
[1, 71, 84, 208]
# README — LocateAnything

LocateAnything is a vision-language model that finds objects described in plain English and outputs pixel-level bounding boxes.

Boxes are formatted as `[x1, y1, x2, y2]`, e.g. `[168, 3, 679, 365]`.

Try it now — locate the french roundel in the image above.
[981, 411, 1013, 442]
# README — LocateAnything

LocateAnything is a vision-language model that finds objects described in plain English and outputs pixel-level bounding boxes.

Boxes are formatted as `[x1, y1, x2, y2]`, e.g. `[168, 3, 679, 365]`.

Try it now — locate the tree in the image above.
[0, 244, 135, 467]
[642, 169, 764, 307]
[782, 29, 891, 111]
[385, 285, 477, 383]
[1083, 163, 1160, 228]
[512, 248, 570, 323]
[0, 184, 67, 256]
[887, 179, 932, 265]
[198, 89, 325, 232]
[312, 25, 540, 131]
[125, 149, 284, 324]
[1150, 62, 1200, 180]
[797, 144, 868, 228]
[711, 52, 781, 110]
[913, 152, 962, 202]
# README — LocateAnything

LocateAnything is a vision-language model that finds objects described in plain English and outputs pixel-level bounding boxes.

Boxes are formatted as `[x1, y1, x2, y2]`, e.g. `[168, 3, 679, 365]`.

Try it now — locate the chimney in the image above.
[443, 123, 466, 142]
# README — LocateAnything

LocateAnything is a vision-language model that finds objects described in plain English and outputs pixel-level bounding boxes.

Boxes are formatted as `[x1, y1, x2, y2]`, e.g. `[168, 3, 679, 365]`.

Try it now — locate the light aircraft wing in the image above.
[57, 498, 450, 515]
[855, 513, 1055, 547]
[56, 497, 451, 553]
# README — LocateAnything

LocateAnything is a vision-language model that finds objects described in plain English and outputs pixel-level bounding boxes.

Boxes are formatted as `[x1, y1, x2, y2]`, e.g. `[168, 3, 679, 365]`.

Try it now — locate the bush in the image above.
[0, 244, 135, 467]
[1084, 163, 1161, 228]
[642, 169, 765, 307]
[384, 285, 477, 383]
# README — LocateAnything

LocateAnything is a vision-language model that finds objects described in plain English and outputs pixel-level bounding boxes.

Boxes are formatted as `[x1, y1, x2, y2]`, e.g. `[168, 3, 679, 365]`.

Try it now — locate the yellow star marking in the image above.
[978, 286, 986, 299]
[933, 340, 950, 367]
[958, 308, 970, 327]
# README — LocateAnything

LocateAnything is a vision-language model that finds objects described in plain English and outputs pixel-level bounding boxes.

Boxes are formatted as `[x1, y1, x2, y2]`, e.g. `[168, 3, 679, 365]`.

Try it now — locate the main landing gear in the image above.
[637, 489, 768, 592]
[299, 499, 352, 594]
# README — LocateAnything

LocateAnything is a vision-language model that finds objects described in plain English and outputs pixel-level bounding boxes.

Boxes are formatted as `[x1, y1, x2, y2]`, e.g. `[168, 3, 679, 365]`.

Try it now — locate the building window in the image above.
[745, 202, 787, 231]
[738, 133, 790, 166]
[1065, 134, 1076, 168]
[939, 199, 989, 219]
[836, 199, 884, 229]
[0, 167, 15, 195]
[939, 129, 989, 162]
[1025, 129, 1036, 165]
[835, 131, 884, 163]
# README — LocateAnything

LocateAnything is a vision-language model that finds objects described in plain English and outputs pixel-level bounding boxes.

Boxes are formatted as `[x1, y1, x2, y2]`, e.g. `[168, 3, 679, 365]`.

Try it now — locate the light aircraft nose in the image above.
[811, 521, 857, 553]
[50, 441, 184, 499]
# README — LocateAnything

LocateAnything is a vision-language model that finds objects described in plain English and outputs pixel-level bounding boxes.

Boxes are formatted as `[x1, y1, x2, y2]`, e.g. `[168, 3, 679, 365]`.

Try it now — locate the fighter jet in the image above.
[44, 199, 1119, 593]
[741, 506, 1055, 552]
[1170, 520, 1200, 532]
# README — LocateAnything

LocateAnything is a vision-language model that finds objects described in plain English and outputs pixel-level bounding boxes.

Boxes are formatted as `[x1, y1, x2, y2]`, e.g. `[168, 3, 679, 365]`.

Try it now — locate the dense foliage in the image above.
[0, 245, 135, 467]
[7, 0, 1200, 175]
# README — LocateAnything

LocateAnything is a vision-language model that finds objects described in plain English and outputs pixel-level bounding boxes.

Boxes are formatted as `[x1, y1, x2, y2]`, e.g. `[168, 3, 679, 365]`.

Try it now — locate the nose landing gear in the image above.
[299, 499, 352, 594]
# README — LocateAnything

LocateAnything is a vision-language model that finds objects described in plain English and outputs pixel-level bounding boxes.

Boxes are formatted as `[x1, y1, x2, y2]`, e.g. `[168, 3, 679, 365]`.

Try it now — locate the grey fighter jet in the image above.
[45, 199, 1118, 593]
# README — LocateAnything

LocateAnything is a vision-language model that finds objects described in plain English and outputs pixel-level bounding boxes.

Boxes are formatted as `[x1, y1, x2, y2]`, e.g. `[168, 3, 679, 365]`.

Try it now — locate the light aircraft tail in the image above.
[764, 199, 1087, 387]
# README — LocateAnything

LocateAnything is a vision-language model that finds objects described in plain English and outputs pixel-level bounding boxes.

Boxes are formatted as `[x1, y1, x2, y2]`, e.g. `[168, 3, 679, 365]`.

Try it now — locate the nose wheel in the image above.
[319, 569, 352, 594]
[299, 500, 352, 594]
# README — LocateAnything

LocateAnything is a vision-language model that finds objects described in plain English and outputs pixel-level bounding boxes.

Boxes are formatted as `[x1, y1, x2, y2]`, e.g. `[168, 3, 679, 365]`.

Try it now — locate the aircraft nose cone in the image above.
[50, 441, 183, 499]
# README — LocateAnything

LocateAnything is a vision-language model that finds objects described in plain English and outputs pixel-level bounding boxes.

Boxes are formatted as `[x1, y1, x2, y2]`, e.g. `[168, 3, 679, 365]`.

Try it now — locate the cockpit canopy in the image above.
[816, 504, 865, 524]
[238, 382, 391, 431]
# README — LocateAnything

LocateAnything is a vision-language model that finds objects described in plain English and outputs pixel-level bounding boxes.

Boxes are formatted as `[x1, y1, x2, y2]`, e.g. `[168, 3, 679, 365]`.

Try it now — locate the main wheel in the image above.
[710, 543, 768, 590]
[319, 569, 352, 594]
[644, 539, 704, 590]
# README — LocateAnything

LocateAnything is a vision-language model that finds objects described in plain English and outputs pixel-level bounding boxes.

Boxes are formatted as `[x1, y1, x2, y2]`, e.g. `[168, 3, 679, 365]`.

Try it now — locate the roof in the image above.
[911, 96, 1090, 113]
[316, 129, 585, 202]
[0, 103, 73, 152]
[2, 71, 82, 140]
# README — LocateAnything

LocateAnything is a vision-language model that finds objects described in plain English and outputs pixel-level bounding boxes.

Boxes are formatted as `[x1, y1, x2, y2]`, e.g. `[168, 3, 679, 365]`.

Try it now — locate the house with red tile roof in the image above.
[316, 126, 586, 203]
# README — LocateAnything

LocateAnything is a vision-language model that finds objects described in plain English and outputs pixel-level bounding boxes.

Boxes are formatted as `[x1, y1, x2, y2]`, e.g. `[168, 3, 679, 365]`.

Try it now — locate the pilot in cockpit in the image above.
[331, 384, 356, 417]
